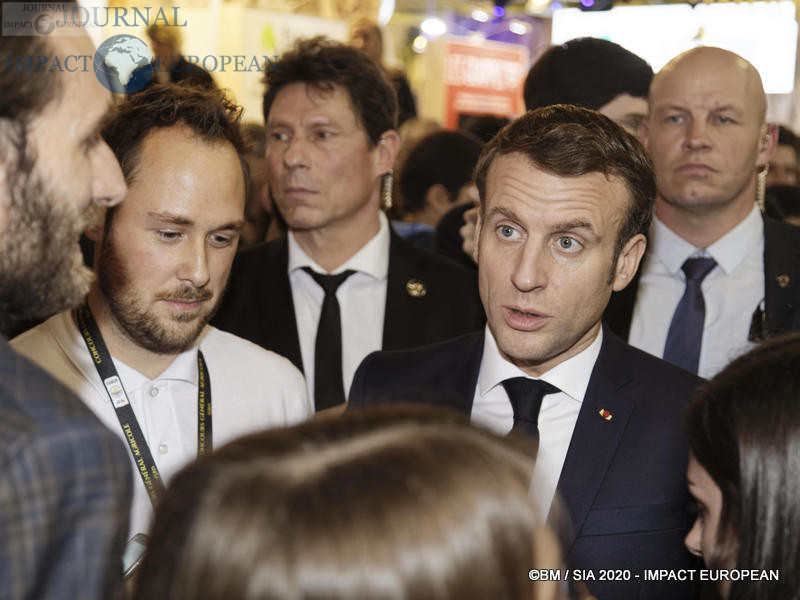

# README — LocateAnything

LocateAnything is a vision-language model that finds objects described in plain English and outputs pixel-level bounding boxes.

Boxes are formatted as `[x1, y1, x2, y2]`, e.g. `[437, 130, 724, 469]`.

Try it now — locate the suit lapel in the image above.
[763, 216, 800, 337]
[555, 328, 636, 551]
[383, 231, 426, 350]
[264, 238, 303, 372]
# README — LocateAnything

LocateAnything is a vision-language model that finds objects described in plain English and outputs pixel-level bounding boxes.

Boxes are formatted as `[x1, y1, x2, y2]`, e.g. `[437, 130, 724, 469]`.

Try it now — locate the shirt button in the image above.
[158, 443, 169, 454]
[149, 387, 159, 397]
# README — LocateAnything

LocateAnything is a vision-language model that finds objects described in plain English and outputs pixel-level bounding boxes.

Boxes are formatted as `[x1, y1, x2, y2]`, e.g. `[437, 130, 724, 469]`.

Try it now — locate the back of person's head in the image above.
[474, 104, 655, 262]
[459, 115, 511, 144]
[262, 36, 397, 147]
[778, 124, 799, 150]
[523, 38, 653, 112]
[134, 405, 551, 600]
[687, 333, 800, 599]
[147, 24, 183, 53]
[399, 130, 483, 214]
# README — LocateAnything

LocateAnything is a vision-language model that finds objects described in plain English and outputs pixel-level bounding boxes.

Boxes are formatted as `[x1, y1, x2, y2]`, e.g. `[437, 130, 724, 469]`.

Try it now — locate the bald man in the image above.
[605, 47, 800, 377]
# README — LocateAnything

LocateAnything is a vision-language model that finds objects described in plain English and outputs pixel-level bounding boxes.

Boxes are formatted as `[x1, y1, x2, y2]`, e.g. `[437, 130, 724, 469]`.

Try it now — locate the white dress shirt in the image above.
[471, 325, 603, 519]
[288, 212, 389, 401]
[12, 311, 312, 536]
[629, 205, 763, 378]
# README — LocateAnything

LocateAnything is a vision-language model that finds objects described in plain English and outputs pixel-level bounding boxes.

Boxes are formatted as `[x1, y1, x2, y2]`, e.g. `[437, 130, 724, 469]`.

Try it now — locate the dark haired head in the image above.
[134, 405, 553, 600]
[101, 83, 247, 220]
[399, 130, 483, 214]
[262, 36, 397, 147]
[474, 104, 655, 267]
[524, 38, 653, 112]
[686, 333, 800, 600]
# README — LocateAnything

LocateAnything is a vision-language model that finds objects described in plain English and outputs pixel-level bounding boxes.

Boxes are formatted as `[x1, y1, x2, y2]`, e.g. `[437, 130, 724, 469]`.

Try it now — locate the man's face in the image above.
[643, 49, 772, 216]
[475, 153, 644, 376]
[598, 93, 649, 137]
[265, 82, 389, 236]
[767, 143, 799, 187]
[96, 125, 244, 354]
[0, 34, 126, 335]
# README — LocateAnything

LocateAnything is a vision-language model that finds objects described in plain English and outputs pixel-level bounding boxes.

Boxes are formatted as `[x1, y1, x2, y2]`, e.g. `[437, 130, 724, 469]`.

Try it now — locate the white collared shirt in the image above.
[471, 325, 603, 519]
[12, 311, 312, 536]
[288, 212, 389, 402]
[629, 205, 764, 378]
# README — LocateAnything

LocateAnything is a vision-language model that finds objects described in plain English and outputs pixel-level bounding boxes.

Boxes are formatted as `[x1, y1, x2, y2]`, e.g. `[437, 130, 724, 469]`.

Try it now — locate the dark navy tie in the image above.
[303, 267, 356, 411]
[501, 377, 561, 442]
[663, 257, 717, 374]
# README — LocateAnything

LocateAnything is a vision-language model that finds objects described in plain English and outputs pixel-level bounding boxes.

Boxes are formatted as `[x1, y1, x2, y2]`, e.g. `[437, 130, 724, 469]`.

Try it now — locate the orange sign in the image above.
[443, 37, 528, 129]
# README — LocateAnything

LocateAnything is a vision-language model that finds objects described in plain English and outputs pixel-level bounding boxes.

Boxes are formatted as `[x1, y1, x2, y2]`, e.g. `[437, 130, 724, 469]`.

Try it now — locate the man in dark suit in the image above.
[606, 47, 800, 378]
[0, 27, 131, 599]
[213, 38, 483, 413]
[350, 106, 699, 599]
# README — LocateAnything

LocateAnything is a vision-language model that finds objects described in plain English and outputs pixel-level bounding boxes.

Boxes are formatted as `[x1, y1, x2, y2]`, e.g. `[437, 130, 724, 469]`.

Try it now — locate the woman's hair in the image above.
[687, 333, 800, 600]
[134, 405, 550, 600]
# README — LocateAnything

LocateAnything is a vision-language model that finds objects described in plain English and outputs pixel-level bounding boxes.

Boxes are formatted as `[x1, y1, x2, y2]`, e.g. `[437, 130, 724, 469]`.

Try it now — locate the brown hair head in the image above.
[134, 405, 549, 600]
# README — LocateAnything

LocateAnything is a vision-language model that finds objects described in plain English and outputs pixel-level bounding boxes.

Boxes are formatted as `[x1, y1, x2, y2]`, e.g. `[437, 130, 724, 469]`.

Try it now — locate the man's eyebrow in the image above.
[552, 219, 594, 232]
[146, 212, 193, 226]
[486, 205, 522, 222]
[214, 220, 245, 231]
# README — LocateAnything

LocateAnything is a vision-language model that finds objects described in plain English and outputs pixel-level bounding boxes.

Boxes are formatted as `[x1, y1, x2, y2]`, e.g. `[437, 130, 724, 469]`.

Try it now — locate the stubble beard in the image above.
[0, 163, 98, 337]
[97, 230, 218, 355]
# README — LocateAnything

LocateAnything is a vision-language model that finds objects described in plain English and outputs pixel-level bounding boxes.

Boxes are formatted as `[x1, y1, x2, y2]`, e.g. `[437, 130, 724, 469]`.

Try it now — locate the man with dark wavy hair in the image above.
[214, 37, 484, 414]
[351, 105, 700, 600]
[0, 21, 131, 599]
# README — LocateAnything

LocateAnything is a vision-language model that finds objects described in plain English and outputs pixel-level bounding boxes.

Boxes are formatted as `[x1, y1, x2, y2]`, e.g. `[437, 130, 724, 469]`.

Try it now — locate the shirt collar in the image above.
[478, 324, 603, 403]
[650, 204, 763, 276]
[118, 340, 201, 388]
[287, 212, 390, 280]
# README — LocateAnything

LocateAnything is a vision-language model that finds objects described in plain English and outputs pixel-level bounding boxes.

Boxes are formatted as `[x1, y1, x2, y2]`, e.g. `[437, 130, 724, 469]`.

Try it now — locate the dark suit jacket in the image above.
[605, 215, 800, 342]
[349, 327, 700, 600]
[213, 232, 485, 375]
[0, 337, 132, 600]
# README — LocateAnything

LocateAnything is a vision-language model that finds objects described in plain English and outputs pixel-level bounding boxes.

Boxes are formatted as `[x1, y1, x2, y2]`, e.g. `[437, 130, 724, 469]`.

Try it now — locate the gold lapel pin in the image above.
[598, 409, 613, 421]
[406, 279, 427, 297]
[777, 274, 791, 289]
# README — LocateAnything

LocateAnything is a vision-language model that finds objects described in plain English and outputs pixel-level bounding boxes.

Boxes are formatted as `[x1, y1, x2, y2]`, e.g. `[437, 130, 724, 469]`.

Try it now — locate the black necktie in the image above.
[662, 257, 717, 374]
[501, 377, 561, 441]
[303, 267, 356, 411]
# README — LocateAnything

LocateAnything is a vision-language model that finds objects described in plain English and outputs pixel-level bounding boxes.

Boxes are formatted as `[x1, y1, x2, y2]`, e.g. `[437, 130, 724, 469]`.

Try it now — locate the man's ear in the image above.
[757, 122, 779, 168]
[612, 233, 647, 292]
[376, 130, 400, 175]
[472, 205, 483, 264]
[425, 183, 451, 214]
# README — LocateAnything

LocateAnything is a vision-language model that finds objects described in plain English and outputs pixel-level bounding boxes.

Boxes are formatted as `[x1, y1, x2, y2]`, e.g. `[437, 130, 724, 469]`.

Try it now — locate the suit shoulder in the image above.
[355, 331, 483, 392]
[231, 238, 284, 274]
[614, 336, 703, 390]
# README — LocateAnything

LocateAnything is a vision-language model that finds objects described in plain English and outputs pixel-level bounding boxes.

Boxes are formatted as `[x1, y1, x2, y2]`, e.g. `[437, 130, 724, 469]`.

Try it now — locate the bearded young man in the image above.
[12, 84, 312, 540]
